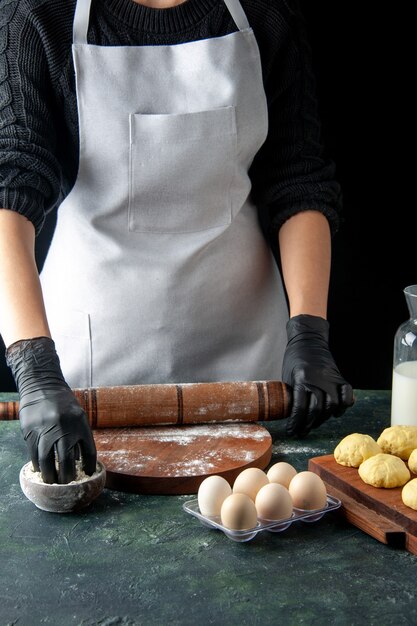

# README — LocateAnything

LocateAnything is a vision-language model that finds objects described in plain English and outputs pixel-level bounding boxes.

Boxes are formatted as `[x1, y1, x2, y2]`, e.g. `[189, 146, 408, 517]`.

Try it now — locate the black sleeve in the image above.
[0, 0, 63, 235]
[249, 0, 342, 236]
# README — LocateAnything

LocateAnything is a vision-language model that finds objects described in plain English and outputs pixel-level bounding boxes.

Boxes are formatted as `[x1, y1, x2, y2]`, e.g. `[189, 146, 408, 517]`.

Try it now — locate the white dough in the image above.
[334, 433, 381, 467]
[402, 478, 417, 511]
[358, 453, 410, 488]
[377, 425, 417, 460]
[407, 448, 417, 474]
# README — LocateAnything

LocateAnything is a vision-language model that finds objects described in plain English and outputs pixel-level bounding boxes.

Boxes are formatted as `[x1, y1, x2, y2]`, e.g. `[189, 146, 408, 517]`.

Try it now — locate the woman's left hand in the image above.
[282, 314, 354, 437]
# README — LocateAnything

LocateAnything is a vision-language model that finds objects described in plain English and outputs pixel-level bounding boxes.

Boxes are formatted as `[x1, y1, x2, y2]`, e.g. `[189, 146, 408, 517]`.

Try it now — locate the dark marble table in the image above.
[0, 390, 416, 626]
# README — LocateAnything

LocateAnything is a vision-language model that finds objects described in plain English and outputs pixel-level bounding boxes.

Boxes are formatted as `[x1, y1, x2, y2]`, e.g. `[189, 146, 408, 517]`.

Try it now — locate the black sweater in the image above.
[0, 0, 341, 237]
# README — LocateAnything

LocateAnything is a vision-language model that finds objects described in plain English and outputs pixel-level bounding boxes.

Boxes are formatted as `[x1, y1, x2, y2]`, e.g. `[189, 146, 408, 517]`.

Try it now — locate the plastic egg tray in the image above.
[183, 494, 341, 542]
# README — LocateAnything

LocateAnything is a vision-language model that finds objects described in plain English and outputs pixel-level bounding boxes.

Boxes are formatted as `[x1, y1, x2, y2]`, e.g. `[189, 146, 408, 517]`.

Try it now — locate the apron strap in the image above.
[223, 0, 250, 31]
[73, 0, 250, 45]
[73, 0, 93, 45]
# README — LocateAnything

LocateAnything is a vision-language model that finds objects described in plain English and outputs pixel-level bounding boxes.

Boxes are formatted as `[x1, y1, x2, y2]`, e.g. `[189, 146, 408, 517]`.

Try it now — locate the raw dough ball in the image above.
[220, 493, 258, 530]
[334, 433, 382, 467]
[377, 425, 417, 460]
[358, 453, 410, 488]
[255, 483, 293, 521]
[402, 478, 417, 511]
[233, 467, 269, 502]
[407, 449, 417, 474]
[197, 475, 232, 517]
[267, 462, 297, 488]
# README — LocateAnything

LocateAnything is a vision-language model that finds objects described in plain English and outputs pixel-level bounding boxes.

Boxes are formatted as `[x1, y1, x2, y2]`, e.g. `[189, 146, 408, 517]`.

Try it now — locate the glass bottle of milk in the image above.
[391, 285, 417, 426]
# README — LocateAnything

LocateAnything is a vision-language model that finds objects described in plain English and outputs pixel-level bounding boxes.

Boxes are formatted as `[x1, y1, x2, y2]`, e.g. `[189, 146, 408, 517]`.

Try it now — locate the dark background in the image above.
[0, 2, 410, 392]
[300, 1, 410, 391]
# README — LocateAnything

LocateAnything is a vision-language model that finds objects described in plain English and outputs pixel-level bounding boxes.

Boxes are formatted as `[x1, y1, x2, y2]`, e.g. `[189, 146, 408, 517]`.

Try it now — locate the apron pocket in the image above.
[128, 106, 237, 233]
[46, 308, 92, 389]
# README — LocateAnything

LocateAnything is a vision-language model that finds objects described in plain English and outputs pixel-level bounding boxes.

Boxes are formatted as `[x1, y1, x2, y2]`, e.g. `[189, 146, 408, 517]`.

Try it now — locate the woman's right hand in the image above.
[6, 336, 96, 484]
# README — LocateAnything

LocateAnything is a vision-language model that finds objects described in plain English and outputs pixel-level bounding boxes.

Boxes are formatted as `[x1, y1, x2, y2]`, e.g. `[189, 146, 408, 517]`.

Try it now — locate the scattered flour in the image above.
[272, 444, 327, 456]
[95, 424, 271, 477]
[143, 424, 270, 445]
[98, 437, 260, 476]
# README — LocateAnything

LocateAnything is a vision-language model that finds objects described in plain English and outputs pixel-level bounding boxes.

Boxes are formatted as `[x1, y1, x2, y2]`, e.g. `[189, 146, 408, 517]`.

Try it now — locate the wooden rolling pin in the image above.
[0, 380, 291, 429]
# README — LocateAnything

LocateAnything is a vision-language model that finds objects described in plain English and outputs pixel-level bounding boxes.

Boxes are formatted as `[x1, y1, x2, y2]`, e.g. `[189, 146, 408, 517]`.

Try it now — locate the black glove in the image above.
[6, 336, 97, 484]
[282, 314, 354, 437]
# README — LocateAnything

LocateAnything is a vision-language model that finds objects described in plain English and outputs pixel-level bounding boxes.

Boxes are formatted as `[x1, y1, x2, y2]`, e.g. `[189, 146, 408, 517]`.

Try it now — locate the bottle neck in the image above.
[404, 286, 417, 319]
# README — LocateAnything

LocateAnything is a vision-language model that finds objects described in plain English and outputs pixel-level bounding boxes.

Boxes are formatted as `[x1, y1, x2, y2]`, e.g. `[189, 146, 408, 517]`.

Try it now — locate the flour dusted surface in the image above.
[94, 423, 271, 478]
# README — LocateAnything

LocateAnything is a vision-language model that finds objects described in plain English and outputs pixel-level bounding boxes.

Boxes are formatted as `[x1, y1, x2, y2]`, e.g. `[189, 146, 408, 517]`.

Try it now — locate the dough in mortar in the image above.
[407, 448, 417, 474]
[358, 453, 410, 488]
[377, 425, 417, 460]
[334, 433, 382, 467]
[402, 478, 417, 511]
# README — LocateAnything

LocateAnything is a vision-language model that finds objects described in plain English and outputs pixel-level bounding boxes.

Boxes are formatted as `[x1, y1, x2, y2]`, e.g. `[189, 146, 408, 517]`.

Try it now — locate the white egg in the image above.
[267, 462, 297, 488]
[197, 475, 232, 516]
[288, 471, 327, 510]
[255, 483, 293, 521]
[232, 467, 269, 501]
[220, 493, 258, 530]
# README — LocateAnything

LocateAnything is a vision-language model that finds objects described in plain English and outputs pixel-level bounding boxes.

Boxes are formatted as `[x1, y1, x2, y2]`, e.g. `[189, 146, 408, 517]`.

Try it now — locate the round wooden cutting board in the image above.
[94, 423, 272, 495]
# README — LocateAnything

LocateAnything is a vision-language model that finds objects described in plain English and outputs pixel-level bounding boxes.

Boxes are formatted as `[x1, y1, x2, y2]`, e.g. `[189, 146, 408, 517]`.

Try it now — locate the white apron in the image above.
[40, 0, 289, 388]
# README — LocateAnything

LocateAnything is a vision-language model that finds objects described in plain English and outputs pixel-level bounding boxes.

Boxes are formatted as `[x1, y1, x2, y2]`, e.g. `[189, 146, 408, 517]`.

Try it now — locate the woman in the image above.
[0, 0, 353, 484]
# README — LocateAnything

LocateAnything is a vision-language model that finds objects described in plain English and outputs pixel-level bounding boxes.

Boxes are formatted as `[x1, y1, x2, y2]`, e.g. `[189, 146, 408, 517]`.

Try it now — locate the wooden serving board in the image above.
[94, 423, 272, 495]
[309, 455, 417, 555]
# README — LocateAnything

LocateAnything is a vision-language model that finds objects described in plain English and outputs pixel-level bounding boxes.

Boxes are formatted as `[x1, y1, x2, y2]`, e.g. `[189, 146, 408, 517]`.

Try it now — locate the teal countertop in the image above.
[0, 390, 416, 626]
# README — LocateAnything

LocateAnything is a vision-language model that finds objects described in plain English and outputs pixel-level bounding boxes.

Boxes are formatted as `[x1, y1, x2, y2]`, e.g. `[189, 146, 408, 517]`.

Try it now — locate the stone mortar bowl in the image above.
[19, 461, 106, 513]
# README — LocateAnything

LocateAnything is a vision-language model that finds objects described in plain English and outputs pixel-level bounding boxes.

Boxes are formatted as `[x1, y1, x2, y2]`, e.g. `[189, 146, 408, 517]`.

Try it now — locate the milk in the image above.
[391, 361, 417, 426]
